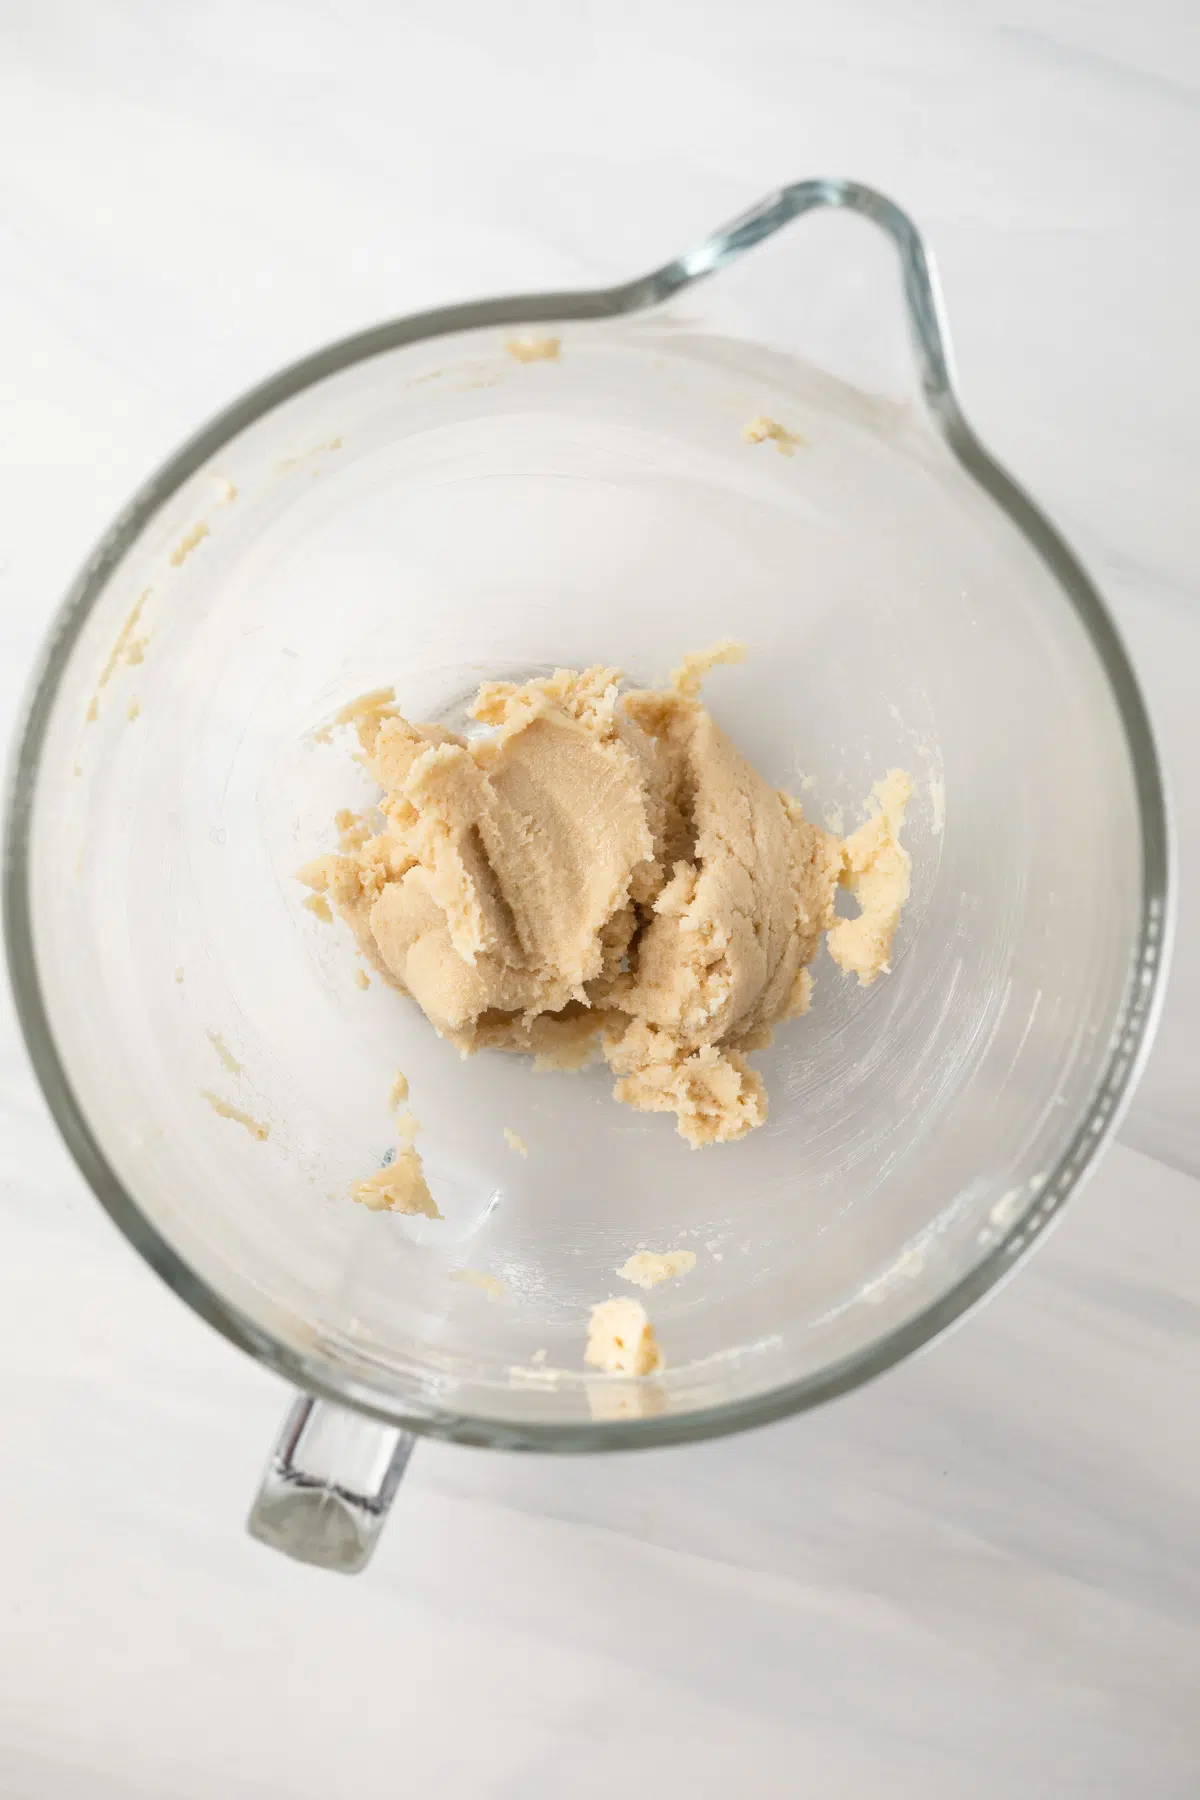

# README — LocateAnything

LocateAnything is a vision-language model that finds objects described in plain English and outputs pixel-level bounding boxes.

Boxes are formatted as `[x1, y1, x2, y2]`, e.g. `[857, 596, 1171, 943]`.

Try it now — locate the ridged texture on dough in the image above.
[301, 650, 910, 1147]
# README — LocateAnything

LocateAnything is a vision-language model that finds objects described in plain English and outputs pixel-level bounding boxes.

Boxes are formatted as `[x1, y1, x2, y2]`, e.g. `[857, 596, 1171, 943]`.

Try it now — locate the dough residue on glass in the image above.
[503, 1126, 528, 1157]
[742, 414, 804, 456]
[451, 1268, 505, 1300]
[278, 437, 343, 472]
[930, 774, 946, 838]
[206, 1030, 242, 1075]
[587, 1378, 667, 1421]
[201, 1090, 269, 1141]
[505, 334, 560, 364]
[617, 1248, 696, 1289]
[825, 770, 912, 984]
[586, 1297, 663, 1375]
[301, 644, 911, 1148]
[170, 521, 210, 567]
[350, 1110, 439, 1218]
[86, 587, 149, 724]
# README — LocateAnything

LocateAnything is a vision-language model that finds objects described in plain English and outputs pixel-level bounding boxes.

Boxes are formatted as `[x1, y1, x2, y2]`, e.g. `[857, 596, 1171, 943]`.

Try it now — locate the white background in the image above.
[1, 3, 1197, 1795]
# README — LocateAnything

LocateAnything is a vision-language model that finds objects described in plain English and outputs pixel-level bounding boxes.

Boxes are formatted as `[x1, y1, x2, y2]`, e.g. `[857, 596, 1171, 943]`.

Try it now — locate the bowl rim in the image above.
[3, 178, 1173, 1451]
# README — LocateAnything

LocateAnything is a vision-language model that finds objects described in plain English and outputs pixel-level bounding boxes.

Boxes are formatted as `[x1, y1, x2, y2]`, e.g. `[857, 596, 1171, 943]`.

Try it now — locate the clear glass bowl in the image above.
[4, 181, 1170, 1569]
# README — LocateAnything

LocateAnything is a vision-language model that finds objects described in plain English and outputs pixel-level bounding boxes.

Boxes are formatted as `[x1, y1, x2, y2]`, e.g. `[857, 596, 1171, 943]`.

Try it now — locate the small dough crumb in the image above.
[742, 414, 804, 455]
[826, 770, 913, 985]
[587, 1379, 667, 1421]
[389, 1068, 410, 1108]
[86, 588, 150, 725]
[170, 521, 209, 566]
[207, 1030, 242, 1075]
[505, 334, 560, 363]
[354, 968, 371, 989]
[201, 1090, 269, 1141]
[126, 698, 140, 722]
[303, 892, 333, 923]
[586, 1298, 663, 1375]
[174, 966, 185, 984]
[451, 1268, 505, 1300]
[617, 1249, 696, 1289]
[503, 1127, 528, 1157]
[350, 1110, 440, 1217]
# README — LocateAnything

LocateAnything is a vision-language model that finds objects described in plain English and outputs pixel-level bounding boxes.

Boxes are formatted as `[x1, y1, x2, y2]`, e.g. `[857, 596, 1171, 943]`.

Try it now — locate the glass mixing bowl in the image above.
[4, 180, 1170, 1572]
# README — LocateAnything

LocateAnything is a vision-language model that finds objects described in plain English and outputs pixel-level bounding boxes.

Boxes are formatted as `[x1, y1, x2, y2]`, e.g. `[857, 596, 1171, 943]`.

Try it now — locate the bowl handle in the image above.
[246, 1393, 415, 1574]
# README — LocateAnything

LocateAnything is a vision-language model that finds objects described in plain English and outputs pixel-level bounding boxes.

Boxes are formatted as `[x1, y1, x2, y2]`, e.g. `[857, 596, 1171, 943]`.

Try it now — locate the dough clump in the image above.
[586, 1298, 663, 1375]
[301, 645, 910, 1148]
[350, 1111, 440, 1218]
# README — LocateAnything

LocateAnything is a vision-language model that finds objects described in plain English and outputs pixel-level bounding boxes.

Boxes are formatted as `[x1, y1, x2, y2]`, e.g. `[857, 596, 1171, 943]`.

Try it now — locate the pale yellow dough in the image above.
[451, 1268, 504, 1300]
[200, 1090, 269, 1142]
[742, 413, 804, 455]
[617, 1249, 697, 1289]
[350, 1110, 440, 1218]
[505, 334, 560, 363]
[586, 1298, 663, 1375]
[302, 645, 911, 1148]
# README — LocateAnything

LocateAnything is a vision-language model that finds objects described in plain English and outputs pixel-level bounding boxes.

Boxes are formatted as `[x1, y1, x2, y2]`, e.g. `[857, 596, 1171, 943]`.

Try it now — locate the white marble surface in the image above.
[1, 3, 1198, 1795]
